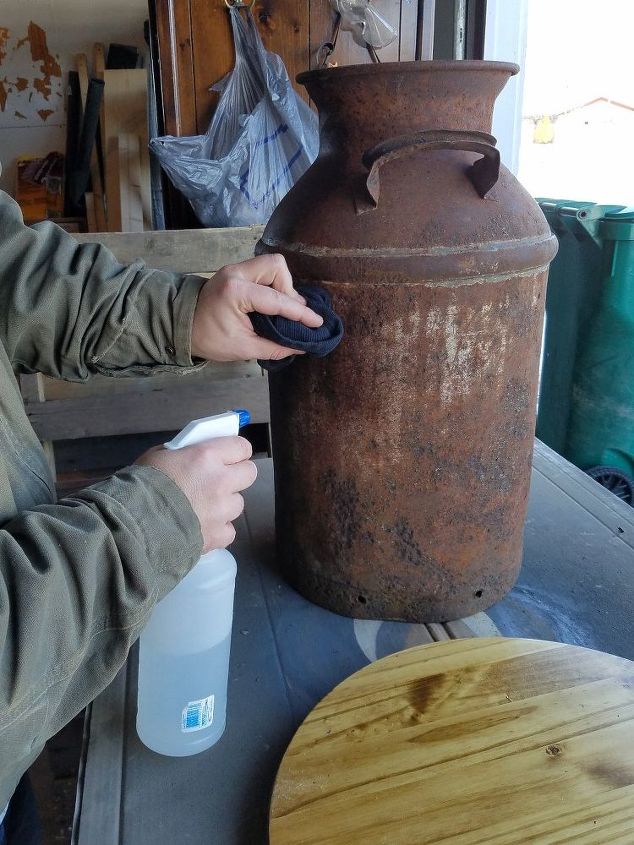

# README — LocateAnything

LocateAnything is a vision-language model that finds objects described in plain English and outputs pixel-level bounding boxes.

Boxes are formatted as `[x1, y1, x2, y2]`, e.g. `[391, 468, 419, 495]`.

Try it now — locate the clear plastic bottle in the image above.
[137, 548, 237, 756]
[136, 410, 248, 756]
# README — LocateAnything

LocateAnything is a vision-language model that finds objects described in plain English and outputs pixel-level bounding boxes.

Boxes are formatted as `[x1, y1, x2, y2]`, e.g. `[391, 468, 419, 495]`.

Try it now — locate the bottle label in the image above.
[181, 694, 215, 732]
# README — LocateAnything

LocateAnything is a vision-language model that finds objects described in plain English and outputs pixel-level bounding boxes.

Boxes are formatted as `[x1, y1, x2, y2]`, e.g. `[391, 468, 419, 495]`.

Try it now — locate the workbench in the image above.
[71, 441, 634, 845]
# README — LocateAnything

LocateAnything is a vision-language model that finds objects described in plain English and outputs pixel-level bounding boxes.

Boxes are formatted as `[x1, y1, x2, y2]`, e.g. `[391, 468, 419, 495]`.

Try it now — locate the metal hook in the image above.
[224, 0, 256, 8]
[318, 11, 342, 67]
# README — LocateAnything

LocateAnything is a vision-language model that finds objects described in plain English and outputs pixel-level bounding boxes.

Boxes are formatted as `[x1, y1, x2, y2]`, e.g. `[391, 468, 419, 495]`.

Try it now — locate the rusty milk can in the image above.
[257, 61, 557, 622]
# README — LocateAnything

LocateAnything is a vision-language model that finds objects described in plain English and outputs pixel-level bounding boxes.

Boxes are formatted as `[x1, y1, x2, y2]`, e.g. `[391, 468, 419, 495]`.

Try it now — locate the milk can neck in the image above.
[300, 61, 516, 172]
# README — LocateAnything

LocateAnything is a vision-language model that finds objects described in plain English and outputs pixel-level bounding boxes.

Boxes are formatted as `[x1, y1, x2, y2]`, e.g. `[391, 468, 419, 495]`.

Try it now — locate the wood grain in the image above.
[309, 0, 402, 69]
[26, 375, 270, 441]
[38, 361, 262, 401]
[154, 0, 197, 136]
[309, 3, 369, 70]
[270, 638, 634, 844]
[190, 0, 310, 134]
[117, 133, 144, 233]
[152, 0, 419, 227]
[73, 225, 263, 271]
[102, 69, 150, 232]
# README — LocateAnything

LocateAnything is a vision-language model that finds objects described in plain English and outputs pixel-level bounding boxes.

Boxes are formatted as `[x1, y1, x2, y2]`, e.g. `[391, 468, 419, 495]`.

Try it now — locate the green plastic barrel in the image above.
[565, 208, 634, 502]
[536, 200, 622, 454]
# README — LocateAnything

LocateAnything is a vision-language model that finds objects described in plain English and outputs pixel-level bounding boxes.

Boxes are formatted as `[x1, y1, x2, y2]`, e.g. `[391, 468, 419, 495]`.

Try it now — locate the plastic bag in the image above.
[150, 7, 318, 228]
[331, 0, 397, 49]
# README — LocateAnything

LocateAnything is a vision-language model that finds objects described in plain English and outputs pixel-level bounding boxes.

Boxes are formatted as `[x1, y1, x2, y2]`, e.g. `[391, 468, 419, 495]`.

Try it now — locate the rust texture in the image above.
[259, 62, 558, 622]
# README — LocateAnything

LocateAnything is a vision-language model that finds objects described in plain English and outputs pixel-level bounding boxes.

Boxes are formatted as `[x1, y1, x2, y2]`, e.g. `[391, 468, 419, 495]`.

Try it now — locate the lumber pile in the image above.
[65, 44, 151, 233]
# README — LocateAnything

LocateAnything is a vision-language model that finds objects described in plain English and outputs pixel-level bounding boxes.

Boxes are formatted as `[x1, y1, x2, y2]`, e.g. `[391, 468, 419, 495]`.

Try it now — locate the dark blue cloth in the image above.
[249, 285, 344, 371]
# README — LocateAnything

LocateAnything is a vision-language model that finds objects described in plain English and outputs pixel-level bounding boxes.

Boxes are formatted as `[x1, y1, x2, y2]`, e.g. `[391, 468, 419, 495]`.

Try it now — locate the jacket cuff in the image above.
[91, 270, 208, 377]
[172, 274, 207, 367]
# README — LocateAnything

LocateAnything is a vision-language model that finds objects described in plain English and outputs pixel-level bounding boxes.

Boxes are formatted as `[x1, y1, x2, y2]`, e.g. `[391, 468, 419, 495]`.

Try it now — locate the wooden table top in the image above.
[270, 637, 634, 845]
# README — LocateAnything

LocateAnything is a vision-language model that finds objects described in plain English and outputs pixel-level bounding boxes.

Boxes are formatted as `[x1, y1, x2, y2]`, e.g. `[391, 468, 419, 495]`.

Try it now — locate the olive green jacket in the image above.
[0, 192, 206, 809]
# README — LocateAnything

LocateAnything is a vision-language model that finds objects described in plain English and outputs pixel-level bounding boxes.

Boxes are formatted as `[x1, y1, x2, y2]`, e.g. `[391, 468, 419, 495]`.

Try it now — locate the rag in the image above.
[249, 285, 344, 371]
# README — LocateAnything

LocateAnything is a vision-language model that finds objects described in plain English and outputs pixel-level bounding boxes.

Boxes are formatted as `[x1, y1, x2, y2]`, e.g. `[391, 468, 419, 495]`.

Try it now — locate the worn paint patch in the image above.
[0, 21, 62, 120]
[23, 22, 61, 101]
[0, 27, 9, 65]
[14, 110, 26, 119]
[24, 22, 61, 75]
[33, 77, 50, 99]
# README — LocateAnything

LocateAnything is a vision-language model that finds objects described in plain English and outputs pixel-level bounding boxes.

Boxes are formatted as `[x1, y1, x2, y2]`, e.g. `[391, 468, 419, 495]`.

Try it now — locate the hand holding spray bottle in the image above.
[136, 409, 250, 756]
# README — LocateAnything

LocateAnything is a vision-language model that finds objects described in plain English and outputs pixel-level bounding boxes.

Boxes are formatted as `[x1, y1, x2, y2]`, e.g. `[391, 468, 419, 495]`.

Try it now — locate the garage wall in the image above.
[0, 1, 147, 194]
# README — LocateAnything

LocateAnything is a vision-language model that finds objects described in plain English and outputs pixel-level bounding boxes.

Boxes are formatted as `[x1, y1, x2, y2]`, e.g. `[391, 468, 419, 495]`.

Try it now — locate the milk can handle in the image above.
[357, 129, 500, 213]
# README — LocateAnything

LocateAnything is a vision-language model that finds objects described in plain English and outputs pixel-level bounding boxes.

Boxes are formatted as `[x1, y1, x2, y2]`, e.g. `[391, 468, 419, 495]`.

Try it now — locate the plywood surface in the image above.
[270, 637, 634, 845]
[102, 68, 151, 231]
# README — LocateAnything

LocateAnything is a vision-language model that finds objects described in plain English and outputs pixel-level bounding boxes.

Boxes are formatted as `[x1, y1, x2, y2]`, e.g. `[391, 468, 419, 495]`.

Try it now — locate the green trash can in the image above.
[565, 207, 634, 504]
[536, 200, 623, 454]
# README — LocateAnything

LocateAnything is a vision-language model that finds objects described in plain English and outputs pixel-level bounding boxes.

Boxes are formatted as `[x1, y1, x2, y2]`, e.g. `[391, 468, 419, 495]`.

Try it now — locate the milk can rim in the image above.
[297, 60, 520, 86]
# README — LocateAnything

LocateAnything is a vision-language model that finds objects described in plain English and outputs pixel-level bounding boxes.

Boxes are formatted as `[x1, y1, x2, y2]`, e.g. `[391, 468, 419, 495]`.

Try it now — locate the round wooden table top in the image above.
[269, 637, 634, 845]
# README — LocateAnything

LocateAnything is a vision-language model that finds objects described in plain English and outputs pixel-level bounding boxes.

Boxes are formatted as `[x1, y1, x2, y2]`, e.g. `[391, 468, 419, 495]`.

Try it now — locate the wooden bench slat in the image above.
[39, 362, 263, 401]
[27, 377, 270, 441]
[73, 226, 264, 272]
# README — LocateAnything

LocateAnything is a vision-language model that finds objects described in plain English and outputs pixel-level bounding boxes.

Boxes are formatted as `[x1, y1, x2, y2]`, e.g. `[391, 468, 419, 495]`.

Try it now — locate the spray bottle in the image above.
[136, 409, 250, 756]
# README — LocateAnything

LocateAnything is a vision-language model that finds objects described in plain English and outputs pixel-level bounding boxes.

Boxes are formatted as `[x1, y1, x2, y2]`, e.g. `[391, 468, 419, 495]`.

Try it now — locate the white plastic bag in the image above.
[150, 7, 318, 228]
[331, 0, 397, 49]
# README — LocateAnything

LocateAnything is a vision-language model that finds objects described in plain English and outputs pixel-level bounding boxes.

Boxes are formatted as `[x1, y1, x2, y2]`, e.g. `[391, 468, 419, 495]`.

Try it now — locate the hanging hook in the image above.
[224, 0, 256, 8]
[318, 11, 342, 67]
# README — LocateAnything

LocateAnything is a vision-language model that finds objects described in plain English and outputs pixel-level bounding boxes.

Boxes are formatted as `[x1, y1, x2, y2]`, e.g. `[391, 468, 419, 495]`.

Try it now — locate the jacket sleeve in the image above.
[0, 191, 206, 380]
[0, 465, 203, 750]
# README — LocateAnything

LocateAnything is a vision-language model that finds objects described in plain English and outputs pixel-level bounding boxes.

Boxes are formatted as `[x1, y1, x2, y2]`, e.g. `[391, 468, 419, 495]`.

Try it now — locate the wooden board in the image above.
[38, 361, 262, 401]
[76, 52, 107, 231]
[117, 133, 144, 233]
[310, 0, 403, 68]
[102, 69, 151, 232]
[270, 637, 634, 844]
[73, 225, 263, 271]
[190, 0, 310, 130]
[26, 375, 270, 441]
[153, 0, 197, 137]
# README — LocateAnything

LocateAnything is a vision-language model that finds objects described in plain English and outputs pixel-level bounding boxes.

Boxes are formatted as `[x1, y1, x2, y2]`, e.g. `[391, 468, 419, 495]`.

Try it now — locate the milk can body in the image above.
[258, 62, 558, 621]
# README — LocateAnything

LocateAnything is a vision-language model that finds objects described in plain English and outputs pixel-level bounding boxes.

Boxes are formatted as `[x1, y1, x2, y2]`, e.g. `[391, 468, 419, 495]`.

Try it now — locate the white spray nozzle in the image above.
[164, 409, 251, 450]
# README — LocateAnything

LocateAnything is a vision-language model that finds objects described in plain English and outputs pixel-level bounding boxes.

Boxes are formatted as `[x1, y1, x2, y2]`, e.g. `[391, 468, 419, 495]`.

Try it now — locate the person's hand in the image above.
[191, 253, 323, 363]
[136, 437, 257, 552]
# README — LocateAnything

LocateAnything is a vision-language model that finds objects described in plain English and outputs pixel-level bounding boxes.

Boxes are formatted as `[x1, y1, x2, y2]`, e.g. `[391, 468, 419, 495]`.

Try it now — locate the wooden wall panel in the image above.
[190, 0, 310, 133]
[309, 4, 369, 69]
[151, 0, 423, 227]
[154, 0, 197, 136]
[155, 0, 418, 134]
[399, 0, 419, 61]
[308, 1, 405, 69]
